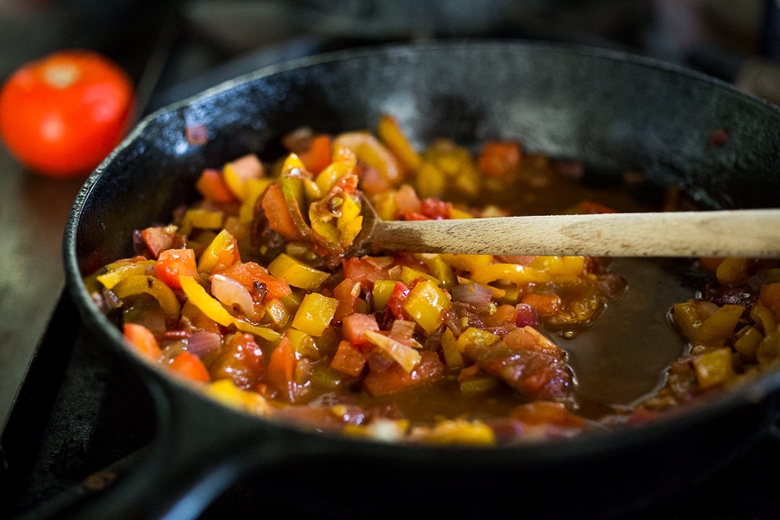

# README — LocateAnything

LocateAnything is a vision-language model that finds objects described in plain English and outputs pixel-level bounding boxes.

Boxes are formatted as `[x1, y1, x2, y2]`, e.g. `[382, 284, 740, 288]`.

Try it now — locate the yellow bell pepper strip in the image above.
[456, 327, 501, 353]
[760, 282, 780, 320]
[292, 293, 339, 336]
[198, 229, 240, 274]
[315, 147, 357, 193]
[97, 259, 156, 289]
[440, 253, 493, 273]
[179, 276, 280, 342]
[401, 279, 451, 334]
[529, 256, 585, 276]
[409, 419, 496, 446]
[440, 328, 463, 369]
[716, 257, 751, 285]
[267, 253, 330, 290]
[180, 275, 234, 327]
[751, 302, 778, 335]
[265, 298, 291, 328]
[337, 192, 363, 247]
[286, 328, 319, 358]
[696, 304, 745, 343]
[371, 279, 396, 312]
[223, 153, 264, 200]
[471, 263, 551, 286]
[415, 254, 456, 288]
[414, 160, 445, 199]
[692, 348, 735, 389]
[179, 208, 224, 236]
[377, 113, 421, 174]
[458, 371, 499, 395]
[734, 325, 763, 361]
[238, 177, 273, 223]
[112, 274, 181, 324]
[363, 330, 421, 373]
[333, 131, 402, 183]
[207, 379, 270, 416]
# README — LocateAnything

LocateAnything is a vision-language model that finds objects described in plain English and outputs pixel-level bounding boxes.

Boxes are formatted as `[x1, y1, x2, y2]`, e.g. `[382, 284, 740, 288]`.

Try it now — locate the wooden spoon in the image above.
[356, 196, 780, 258]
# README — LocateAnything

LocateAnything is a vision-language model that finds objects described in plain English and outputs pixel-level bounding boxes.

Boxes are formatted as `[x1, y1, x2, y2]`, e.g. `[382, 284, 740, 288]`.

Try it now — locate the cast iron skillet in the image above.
[63, 41, 780, 519]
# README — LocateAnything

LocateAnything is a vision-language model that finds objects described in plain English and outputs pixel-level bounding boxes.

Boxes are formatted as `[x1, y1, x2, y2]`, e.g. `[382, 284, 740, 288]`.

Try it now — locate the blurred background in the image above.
[1, 0, 779, 438]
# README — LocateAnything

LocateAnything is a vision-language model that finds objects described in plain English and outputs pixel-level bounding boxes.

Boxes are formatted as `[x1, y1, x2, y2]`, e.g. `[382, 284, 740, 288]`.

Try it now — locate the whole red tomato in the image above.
[0, 49, 135, 178]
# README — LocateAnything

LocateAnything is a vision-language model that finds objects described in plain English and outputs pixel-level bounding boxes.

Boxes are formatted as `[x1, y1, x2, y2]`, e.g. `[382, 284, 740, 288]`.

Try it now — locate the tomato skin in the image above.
[0, 49, 135, 178]
[155, 248, 198, 289]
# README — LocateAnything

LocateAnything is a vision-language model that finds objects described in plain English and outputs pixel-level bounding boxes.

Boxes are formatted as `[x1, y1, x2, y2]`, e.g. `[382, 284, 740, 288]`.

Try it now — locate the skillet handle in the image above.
[32, 376, 300, 520]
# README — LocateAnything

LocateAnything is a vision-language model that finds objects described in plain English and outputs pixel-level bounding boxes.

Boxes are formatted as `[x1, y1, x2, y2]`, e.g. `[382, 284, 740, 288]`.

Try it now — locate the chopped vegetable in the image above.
[89, 114, 780, 447]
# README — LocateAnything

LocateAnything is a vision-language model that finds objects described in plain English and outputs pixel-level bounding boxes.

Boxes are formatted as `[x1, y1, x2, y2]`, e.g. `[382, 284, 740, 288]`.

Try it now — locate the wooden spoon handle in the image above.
[370, 209, 780, 257]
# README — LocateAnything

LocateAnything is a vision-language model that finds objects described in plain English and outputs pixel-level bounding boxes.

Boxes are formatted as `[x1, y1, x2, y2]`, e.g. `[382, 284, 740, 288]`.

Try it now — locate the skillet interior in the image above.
[65, 41, 780, 518]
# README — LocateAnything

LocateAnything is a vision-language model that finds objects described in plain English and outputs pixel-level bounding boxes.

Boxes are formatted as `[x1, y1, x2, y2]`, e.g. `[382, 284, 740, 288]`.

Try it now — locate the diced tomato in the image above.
[300, 134, 332, 174]
[330, 340, 367, 377]
[210, 332, 265, 389]
[342, 256, 390, 291]
[333, 277, 361, 321]
[420, 198, 452, 220]
[398, 210, 430, 221]
[337, 172, 359, 194]
[509, 401, 584, 428]
[217, 261, 292, 302]
[123, 323, 162, 361]
[385, 281, 412, 320]
[342, 312, 379, 347]
[207, 234, 242, 275]
[363, 351, 444, 396]
[195, 168, 237, 203]
[169, 351, 210, 383]
[521, 293, 562, 317]
[698, 257, 724, 272]
[261, 182, 303, 241]
[155, 248, 198, 289]
[266, 336, 297, 401]
[569, 200, 616, 214]
[482, 304, 518, 328]
[478, 141, 521, 178]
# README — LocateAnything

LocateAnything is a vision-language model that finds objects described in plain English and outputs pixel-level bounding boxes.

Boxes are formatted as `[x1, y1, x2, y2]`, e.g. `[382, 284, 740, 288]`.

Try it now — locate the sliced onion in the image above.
[451, 283, 493, 307]
[211, 274, 256, 319]
[364, 330, 421, 373]
[186, 331, 222, 358]
[389, 319, 416, 343]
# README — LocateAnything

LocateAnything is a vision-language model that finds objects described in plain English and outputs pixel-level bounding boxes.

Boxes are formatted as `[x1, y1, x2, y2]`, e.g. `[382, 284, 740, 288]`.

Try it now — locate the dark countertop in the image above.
[0, 145, 84, 430]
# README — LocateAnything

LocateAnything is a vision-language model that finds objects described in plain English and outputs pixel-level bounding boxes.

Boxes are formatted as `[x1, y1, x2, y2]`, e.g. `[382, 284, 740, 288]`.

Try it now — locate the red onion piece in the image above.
[451, 283, 493, 307]
[515, 303, 539, 327]
[186, 331, 222, 358]
[211, 274, 256, 318]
